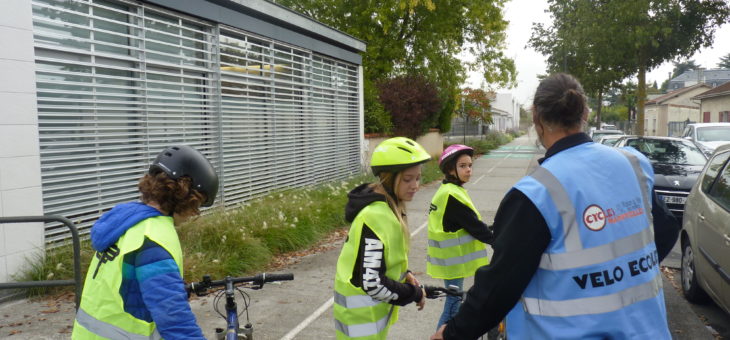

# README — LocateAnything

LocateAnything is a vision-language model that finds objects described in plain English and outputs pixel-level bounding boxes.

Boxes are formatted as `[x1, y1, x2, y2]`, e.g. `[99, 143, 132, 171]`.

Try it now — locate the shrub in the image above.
[378, 75, 442, 139]
[364, 80, 393, 134]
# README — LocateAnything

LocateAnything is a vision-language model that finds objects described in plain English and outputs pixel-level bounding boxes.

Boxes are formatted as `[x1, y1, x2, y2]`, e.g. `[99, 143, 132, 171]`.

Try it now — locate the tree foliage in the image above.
[718, 53, 730, 69]
[460, 88, 493, 124]
[274, 0, 516, 135]
[377, 75, 442, 139]
[530, 0, 729, 135]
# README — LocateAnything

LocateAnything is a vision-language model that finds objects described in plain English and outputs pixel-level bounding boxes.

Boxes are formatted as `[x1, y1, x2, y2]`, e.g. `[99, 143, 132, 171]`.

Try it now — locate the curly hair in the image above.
[138, 172, 205, 218]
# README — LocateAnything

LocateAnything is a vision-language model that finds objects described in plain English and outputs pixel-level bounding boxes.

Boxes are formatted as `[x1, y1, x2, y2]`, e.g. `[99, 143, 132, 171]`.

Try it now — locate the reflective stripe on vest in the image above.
[530, 166, 583, 251]
[539, 227, 654, 270]
[428, 234, 477, 248]
[334, 307, 392, 338]
[617, 149, 655, 227]
[334, 291, 381, 309]
[427, 248, 488, 266]
[522, 272, 662, 317]
[76, 308, 162, 340]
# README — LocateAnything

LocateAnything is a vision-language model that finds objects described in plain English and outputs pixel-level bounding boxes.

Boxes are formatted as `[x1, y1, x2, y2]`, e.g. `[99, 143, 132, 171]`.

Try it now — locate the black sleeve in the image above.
[350, 224, 423, 306]
[444, 189, 551, 340]
[651, 189, 681, 262]
[442, 195, 495, 244]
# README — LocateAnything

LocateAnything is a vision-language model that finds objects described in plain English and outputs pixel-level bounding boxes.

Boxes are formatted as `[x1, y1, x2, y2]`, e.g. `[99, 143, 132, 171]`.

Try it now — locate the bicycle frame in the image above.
[216, 279, 253, 340]
[188, 273, 293, 340]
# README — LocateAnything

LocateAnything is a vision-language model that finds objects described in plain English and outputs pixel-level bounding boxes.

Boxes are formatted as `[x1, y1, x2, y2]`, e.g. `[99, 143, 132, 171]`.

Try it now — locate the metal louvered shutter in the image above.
[218, 27, 360, 203]
[32, 0, 361, 244]
[32, 0, 218, 243]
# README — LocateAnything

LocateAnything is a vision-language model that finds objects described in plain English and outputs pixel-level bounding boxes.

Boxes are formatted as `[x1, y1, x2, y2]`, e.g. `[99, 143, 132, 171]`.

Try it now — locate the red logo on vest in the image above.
[583, 204, 606, 231]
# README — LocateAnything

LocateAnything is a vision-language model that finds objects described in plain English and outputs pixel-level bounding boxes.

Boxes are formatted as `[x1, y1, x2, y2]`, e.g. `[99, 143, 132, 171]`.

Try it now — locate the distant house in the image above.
[692, 81, 730, 123]
[644, 84, 710, 136]
[490, 93, 521, 132]
[667, 68, 730, 91]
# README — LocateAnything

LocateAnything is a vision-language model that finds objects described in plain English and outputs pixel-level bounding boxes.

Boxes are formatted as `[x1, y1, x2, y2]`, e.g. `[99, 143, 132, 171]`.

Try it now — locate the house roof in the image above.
[670, 68, 730, 82]
[692, 81, 730, 100]
[646, 83, 710, 105]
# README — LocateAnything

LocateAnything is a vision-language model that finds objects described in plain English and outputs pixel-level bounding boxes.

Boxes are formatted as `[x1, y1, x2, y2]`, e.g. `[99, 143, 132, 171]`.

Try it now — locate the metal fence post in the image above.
[0, 216, 82, 310]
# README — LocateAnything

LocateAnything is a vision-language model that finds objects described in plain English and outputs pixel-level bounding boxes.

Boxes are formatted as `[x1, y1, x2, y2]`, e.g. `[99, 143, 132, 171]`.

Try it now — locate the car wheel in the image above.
[681, 241, 710, 303]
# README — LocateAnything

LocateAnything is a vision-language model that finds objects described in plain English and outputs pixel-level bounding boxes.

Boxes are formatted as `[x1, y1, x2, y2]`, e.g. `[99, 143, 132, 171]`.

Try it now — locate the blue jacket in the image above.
[508, 143, 670, 339]
[90, 202, 204, 339]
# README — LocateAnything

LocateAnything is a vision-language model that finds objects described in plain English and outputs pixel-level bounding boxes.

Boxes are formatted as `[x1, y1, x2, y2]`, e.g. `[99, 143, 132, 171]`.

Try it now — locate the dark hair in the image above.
[532, 73, 587, 129]
[138, 172, 206, 219]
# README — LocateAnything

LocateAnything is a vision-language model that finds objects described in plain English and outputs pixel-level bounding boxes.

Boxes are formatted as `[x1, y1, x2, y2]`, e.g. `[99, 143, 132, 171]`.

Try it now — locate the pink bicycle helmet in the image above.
[439, 144, 474, 172]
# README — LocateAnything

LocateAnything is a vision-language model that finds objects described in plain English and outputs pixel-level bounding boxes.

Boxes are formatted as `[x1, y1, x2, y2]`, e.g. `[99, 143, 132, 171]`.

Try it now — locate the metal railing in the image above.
[0, 216, 81, 310]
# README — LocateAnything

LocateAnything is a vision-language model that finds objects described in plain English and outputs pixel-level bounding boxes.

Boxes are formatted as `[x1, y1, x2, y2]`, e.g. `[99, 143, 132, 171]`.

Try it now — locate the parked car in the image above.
[614, 136, 708, 221]
[597, 134, 624, 146]
[681, 122, 730, 156]
[680, 143, 730, 315]
[590, 129, 624, 142]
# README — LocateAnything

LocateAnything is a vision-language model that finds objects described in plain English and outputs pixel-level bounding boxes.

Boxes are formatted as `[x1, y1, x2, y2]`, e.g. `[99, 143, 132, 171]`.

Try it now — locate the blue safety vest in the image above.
[507, 142, 670, 339]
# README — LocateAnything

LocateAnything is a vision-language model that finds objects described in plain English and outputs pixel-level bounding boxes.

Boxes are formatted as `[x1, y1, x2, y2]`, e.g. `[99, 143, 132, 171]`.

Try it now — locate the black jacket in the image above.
[443, 133, 681, 340]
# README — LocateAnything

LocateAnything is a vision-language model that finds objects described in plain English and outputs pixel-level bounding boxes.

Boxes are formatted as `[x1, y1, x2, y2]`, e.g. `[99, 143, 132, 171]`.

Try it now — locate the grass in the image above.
[13, 142, 495, 297]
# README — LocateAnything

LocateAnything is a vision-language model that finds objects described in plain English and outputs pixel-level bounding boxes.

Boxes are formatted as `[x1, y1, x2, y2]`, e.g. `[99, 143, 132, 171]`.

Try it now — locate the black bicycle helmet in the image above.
[149, 145, 219, 207]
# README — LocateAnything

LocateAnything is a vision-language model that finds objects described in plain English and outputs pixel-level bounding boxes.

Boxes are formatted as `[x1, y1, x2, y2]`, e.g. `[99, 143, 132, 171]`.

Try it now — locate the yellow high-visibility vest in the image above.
[427, 183, 488, 279]
[334, 201, 408, 340]
[72, 216, 183, 340]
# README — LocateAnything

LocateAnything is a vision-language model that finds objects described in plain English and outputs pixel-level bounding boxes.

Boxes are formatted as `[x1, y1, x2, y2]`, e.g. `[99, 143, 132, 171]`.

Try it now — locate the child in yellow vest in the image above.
[427, 144, 494, 329]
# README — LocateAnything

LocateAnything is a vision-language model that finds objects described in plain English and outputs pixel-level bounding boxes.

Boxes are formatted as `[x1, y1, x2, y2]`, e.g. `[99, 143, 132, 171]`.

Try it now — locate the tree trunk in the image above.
[596, 89, 603, 128]
[636, 64, 646, 136]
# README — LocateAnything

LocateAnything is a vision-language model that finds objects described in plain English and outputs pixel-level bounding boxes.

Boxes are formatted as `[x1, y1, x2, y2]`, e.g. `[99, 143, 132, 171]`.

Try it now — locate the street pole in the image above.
[462, 96, 466, 144]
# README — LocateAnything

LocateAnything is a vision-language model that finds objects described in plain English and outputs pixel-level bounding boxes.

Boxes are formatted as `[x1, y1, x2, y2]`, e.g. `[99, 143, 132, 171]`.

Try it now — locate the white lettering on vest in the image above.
[362, 238, 398, 302]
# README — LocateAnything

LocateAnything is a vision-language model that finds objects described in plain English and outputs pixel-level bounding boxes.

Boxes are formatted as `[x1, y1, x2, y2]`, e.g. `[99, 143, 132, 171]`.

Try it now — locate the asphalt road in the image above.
[0, 130, 725, 339]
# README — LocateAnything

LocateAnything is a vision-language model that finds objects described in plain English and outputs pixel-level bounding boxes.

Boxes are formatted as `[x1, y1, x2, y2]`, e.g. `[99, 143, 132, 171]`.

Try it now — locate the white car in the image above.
[681, 123, 730, 155]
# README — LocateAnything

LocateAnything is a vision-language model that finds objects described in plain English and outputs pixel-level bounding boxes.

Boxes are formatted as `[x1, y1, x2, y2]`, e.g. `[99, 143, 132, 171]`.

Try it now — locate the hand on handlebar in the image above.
[405, 272, 426, 311]
[417, 286, 426, 311]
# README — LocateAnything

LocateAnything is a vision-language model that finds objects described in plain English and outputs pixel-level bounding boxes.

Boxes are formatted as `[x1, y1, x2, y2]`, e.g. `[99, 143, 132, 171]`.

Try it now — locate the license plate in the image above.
[662, 195, 687, 205]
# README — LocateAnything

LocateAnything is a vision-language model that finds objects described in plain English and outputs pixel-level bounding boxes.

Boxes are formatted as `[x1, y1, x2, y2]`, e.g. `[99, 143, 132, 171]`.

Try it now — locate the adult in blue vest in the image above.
[431, 73, 680, 340]
[72, 145, 218, 339]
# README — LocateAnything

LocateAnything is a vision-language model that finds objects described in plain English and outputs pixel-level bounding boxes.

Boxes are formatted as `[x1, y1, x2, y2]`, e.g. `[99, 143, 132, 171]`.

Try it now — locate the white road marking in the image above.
[279, 221, 428, 340]
[471, 153, 511, 185]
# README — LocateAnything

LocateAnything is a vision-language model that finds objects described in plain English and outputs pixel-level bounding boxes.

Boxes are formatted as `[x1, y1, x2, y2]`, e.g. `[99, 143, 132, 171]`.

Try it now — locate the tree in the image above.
[530, 0, 729, 135]
[460, 88, 493, 124]
[377, 75, 442, 139]
[274, 0, 516, 135]
[529, 1, 628, 128]
[671, 59, 700, 78]
[718, 53, 730, 69]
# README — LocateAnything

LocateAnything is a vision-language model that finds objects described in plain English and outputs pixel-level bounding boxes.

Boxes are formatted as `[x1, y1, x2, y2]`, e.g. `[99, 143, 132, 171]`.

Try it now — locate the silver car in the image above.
[681, 143, 730, 315]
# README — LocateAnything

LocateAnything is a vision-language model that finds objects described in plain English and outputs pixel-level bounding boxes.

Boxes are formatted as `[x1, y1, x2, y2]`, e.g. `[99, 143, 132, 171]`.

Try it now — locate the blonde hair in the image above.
[370, 171, 410, 249]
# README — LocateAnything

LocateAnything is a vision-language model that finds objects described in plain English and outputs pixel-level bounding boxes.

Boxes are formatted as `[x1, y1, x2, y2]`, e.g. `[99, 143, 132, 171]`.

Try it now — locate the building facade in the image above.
[0, 0, 365, 283]
[692, 81, 730, 123]
[644, 84, 709, 136]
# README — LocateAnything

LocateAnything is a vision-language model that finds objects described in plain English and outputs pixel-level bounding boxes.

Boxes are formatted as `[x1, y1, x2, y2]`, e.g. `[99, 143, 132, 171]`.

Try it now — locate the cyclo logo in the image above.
[583, 204, 606, 231]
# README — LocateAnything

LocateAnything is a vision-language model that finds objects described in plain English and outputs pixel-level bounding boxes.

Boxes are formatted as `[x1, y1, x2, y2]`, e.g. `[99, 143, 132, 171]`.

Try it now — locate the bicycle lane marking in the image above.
[471, 153, 512, 186]
[279, 221, 428, 340]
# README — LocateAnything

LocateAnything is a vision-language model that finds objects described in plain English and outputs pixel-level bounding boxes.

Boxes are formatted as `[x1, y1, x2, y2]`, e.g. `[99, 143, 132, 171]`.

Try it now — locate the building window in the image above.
[720, 111, 730, 122]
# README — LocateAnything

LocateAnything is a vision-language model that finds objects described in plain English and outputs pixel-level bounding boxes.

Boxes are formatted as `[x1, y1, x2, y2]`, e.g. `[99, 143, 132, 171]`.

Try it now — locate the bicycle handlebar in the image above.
[423, 285, 465, 299]
[186, 273, 294, 296]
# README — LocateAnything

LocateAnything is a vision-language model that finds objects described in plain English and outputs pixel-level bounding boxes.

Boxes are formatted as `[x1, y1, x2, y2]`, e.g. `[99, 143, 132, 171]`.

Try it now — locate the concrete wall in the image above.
[700, 95, 730, 122]
[363, 131, 443, 171]
[645, 105, 659, 136]
[0, 0, 45, 285]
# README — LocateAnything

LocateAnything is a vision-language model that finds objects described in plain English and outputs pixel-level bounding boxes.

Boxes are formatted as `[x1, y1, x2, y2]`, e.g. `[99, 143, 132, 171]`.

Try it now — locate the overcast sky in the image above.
[466, 0, 730, 108]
